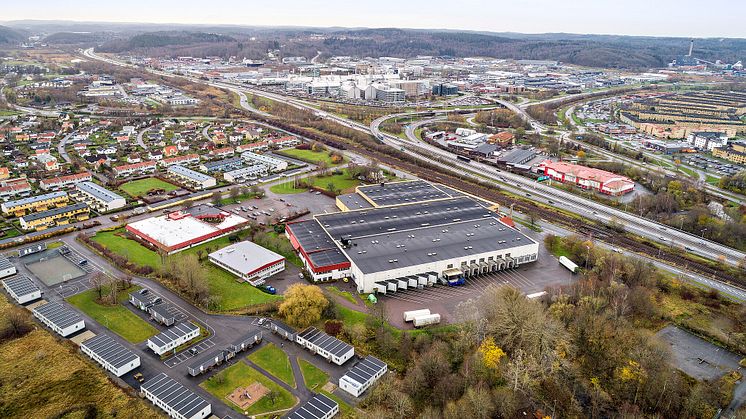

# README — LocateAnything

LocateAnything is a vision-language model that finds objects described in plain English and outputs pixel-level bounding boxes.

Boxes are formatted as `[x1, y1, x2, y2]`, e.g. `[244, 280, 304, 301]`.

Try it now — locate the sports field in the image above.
[119, 178, 178, 197]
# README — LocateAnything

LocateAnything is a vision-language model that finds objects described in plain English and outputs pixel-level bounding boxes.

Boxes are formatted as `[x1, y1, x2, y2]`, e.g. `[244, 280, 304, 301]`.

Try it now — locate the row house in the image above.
[39, 172, 93, 190]
[113, 161, 157, 177]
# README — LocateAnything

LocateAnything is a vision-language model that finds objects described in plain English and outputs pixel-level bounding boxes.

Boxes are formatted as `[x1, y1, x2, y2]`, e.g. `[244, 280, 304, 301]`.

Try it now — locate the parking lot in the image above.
[657, 325, 742, 381]
[383, 237, 573, 328]
[163, 338, 217, 368]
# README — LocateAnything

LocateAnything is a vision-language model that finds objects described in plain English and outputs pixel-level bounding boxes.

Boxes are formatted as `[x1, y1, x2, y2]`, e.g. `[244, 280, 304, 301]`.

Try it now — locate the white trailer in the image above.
[403, 309, 431, 322]
[413, 313, 441, 327]
[559, 256, 579, 274]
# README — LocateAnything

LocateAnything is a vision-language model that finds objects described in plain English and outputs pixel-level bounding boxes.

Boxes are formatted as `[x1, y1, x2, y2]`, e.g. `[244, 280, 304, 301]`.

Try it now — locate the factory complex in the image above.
[286, 180, 539, 294]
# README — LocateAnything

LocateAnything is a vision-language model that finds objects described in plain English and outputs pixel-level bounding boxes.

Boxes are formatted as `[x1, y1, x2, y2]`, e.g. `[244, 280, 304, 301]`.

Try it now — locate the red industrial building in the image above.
[540, 160, 635, 196]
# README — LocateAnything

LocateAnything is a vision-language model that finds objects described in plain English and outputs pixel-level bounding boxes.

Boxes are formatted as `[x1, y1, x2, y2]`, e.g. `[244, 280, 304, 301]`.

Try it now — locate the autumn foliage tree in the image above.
[278, 284, 329, 328]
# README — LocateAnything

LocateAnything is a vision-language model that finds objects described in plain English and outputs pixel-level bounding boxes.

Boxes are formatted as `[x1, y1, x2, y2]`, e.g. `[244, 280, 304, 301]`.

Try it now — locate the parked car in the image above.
[133, 372, 145, 383]
[261, 285, 277, 295]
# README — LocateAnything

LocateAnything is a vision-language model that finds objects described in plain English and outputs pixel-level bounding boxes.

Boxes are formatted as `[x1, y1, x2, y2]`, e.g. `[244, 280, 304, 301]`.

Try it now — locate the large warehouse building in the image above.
[127, 205, 249, 254]
[286, 180, 539, 294]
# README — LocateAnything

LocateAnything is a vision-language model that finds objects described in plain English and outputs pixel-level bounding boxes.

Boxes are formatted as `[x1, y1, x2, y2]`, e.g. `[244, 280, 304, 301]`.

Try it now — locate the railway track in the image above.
[243, 98, 746, 290]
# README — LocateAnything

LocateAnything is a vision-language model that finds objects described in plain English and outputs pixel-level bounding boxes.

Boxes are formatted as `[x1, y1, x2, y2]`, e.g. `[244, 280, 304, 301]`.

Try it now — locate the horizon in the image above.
[3, 0, 746, 39]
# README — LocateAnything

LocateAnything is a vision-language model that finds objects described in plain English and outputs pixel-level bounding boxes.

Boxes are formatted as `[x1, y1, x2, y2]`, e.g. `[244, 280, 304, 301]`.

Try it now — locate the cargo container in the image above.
[413, 313, 441, 327]
[559, 256, 579, 274]
[403, 309, 431, 322]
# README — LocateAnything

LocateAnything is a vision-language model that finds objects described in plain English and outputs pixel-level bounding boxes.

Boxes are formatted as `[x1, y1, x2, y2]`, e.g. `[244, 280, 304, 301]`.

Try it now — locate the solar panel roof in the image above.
[357, 180, 453, 207]
[2, 275, 39, 298]
[284, 393, 338, 419]
[77, 181, 124, 203]
[81, 333, 139, 369]
[33, 302, 83, 329]
[341, 355, 387, 386]
[297, 327, 353, 357]
[317, 196, 490, 239]
[141, 373, 210, 418]
[336, 193, 373, 210]
[148, 322, 199, 347]
[0, 255, 15, 271]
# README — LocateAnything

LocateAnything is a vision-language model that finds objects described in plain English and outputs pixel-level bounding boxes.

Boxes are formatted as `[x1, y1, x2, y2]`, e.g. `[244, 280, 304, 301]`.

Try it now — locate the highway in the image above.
[80, 47, 746, 268]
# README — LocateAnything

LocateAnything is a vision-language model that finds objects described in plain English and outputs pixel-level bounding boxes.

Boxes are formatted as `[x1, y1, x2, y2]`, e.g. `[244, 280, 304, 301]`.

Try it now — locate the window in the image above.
[447, 264, 453, 268]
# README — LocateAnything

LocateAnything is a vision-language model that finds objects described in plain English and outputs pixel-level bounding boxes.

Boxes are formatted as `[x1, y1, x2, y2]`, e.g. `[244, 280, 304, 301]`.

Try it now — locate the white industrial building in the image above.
[146, 322, 200, 355]
[296, 327, 355, 365]
[2, 275, 41, 304]
[0, 255, 17, 279]
[141, 373, 211, 419]
[223, 164, 268, 183]
[74, 181, 126, 212]
[208, 241, 285, 286]
[32, 302, 85, 337]
[339, 355, 388, 397]
[287, 181, 539, 293]
[80, 333, 141, 377]
[240, 151, 288, 172]
[167, 165, 217, 189]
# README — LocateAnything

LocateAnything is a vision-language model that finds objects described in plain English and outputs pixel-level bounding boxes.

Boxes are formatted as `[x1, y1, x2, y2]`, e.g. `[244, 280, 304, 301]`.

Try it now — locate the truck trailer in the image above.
[559, 256, 579, 274]
[413, 313, 441, 328]
[403, 309, 431, 322]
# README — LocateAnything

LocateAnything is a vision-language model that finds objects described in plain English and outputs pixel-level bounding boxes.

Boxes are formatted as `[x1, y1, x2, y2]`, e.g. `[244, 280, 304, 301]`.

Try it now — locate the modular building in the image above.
[271, 321, 297, 340]
[140, 373, 211, 419]
[208, 240, 285, 286]
[167, 165, 216, 190]
[287, 181, 539, 294]
[146, 322, 200, 355]
[80, 333, 141, 377]
[285, 393, 339, 419]
[1, 191, 68, 216]
[2, 274, 41, 304]
[149, 303, 176, 326]
[296, 327, 354, 365]
[339, 355, 388, 397]
[0, 255, 17, 279]
[32, 302, 85, 337]
[74, 181, 126, 212]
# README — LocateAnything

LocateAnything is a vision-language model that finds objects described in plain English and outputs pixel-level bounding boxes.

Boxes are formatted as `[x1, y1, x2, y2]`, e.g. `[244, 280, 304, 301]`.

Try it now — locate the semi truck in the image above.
[403, 309, 431, 322]
[559, 256, 579, 274]
[413, 313, 441, 328]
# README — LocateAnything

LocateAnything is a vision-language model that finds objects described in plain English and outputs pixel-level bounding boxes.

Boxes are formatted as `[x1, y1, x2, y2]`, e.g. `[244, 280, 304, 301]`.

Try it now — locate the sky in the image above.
[4, 0, 746, 38]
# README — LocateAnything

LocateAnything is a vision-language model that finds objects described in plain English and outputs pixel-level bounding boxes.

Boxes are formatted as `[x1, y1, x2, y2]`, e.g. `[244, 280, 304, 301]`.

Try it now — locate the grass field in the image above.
[248, 343, 296, 387]
[67, 286, 159, 343]
[90, 229, 280, 310]
[298, 359, 328, 391]
[270, 169, 360, 195]
[328, 286, 357, 305]
[0, 295, 159, 418]
[201, 362, 296, 416]
[119, 178, 179, 197]
[276, 148, 346, 166]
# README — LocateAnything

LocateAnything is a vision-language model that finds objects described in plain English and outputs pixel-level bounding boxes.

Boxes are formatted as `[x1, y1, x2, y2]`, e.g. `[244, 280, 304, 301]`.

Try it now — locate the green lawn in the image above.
[91, 230, 162, 269]
[276, 148, 346, 166]
[706, 174, 720, 185]
[270, 169, 360, 195]
[248, 343, 296, 387]
[201, 362, 296, 416]
[67, 286, 158, 343]
[328, 286, 357, 305]
[298, 359, 328, 391]
[90, 229, 281, 311]
[321, 390, 354, 417]
[119, 178, 179, 197]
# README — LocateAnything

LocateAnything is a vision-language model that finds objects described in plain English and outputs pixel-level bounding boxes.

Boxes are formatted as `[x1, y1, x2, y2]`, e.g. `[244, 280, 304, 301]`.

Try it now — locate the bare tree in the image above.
[90, 272, 106, 301]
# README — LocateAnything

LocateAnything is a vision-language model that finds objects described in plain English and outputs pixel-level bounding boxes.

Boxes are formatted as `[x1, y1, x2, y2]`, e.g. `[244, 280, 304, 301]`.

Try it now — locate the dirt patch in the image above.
[227, 382, 269, 410]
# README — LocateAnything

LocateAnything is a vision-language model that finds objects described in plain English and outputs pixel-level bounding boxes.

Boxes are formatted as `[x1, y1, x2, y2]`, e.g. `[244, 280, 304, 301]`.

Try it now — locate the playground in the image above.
[227, 382, 270, 410]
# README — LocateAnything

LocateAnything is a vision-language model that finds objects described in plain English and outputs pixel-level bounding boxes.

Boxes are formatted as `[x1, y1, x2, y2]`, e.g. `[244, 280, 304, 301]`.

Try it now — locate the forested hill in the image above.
[0, 26, 27, 45]
[57, 24, 746, 69]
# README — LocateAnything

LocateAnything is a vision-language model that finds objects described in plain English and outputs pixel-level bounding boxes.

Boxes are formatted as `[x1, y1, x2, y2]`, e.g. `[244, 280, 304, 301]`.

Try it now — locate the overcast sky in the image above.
[4, 0, 745, 38]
